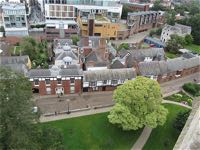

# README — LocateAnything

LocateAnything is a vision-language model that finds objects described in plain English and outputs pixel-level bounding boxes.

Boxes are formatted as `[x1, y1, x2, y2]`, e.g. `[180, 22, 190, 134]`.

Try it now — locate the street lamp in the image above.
[66, 99, 70, 114]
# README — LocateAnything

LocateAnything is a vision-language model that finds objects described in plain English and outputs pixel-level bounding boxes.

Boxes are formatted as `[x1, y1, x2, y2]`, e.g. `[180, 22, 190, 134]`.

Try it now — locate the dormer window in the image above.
[34, 79, 39, 86]
[89, 81, 96, 87]
[57, 78, 62, 85]
[45, 79, 50, 85]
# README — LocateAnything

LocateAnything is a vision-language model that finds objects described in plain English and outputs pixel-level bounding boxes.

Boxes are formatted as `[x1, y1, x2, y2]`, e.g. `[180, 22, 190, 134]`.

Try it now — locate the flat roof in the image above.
[45, 19, 77, 25]
[128, 11, 158, 16]
[2, 2, 25, 10]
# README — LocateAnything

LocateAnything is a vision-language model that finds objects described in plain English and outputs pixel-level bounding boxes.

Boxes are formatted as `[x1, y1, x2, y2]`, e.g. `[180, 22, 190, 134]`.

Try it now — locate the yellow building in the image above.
[78, 15, 120, 40]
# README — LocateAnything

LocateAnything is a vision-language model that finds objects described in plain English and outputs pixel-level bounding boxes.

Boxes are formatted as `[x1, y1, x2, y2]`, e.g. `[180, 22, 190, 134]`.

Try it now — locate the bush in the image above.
[183, 83, 200, 97]
[185, 34, 193, 45]
[173, 110, 190, 131]
[118, 43, 129, 51]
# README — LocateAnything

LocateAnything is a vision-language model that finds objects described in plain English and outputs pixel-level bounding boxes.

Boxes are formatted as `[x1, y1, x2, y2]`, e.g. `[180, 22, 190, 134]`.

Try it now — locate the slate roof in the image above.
[55, 50, 78, 61]
[126, 48, 165, 67]
[0, 55, 29, 65]
[138, 56, 200, 76]
[28, 66, 83, 78]
[83, 68, 136, 82]
[110, 59, 125, 69]
[2, 63, 28, 75]
[85, 51, 98, 62]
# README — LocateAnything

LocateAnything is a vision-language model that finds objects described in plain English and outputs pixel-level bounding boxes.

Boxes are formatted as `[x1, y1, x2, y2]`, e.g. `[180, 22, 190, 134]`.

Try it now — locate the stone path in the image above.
[131, 127, 152, 150]
[40, 107, 112, 123]
[162, 100, 192, 109]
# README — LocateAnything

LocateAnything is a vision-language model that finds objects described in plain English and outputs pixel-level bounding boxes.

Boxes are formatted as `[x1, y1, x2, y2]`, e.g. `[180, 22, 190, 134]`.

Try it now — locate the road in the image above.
[111, 31, 149, 46]
[36, 72, 199, 116]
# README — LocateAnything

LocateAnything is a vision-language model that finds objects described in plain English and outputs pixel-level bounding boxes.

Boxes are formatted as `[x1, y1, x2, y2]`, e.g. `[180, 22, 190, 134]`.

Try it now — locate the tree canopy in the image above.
[21, 37, 49, 69]
[0, 68, 64, 149]
[108, 77, 168, 131]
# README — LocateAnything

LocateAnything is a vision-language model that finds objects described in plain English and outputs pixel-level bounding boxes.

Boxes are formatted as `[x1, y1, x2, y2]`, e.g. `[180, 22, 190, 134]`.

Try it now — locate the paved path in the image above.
[131, 99, 192, 150]
[162, 100, 192, 109]
[40, 107, 112, 123]
[131, 126, 152, 150]
[111, 31, 150, 46]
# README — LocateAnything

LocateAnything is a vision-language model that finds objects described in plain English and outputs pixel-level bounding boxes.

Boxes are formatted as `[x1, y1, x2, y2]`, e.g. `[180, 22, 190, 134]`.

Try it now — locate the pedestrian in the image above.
[55, 111, 57, 115]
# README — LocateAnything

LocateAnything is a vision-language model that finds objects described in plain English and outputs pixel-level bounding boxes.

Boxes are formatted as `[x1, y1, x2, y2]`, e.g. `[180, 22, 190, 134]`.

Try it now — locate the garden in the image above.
[42, 112, 142, 150]
[42, 103, 189, 150]
[164, 91, 193, 106]
[183, 83, 200, 97]
[143, 104, 190, 150]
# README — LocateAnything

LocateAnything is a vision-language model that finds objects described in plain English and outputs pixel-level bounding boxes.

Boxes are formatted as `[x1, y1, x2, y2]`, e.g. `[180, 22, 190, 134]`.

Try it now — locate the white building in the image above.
[1, 2, 29, 36]
[44, 0, 122, 28]
[161, 23, 191, 43]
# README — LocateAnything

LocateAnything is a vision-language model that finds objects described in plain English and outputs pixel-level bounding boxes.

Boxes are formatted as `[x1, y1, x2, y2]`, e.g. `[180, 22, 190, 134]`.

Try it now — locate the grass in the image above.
[10, 46, 22, 56]
[165, 51, 179, 59]
[164, 91, 193, 106]
[143, 104, 190, 150]
[183, 83, 200, 97]
[95, 15, 108, 22]
[42, 112, 142, 150]
[185, 44, 200, 54]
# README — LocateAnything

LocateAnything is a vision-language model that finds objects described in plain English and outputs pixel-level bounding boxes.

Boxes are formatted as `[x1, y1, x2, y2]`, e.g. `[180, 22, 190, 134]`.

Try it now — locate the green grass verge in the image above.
[143, 104, 190, 150]
[183, 83, 200, 97]
[185, 44, 200, 54]
[10, 46, 22, 55]
[164, 91, 193, 106]
[165, 52, 179, 59]
[42, 112, 142, 150]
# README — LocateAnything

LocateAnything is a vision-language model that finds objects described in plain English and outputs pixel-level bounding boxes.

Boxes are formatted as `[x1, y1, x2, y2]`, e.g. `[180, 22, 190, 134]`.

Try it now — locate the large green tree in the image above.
[21, 37, 49, 69]
[0, 68, 64, 149]
[108, 77, 168, 131]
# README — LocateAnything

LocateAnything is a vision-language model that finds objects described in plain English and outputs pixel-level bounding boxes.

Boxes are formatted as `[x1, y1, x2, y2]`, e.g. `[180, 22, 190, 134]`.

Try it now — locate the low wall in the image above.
[173, 97, 200, 150]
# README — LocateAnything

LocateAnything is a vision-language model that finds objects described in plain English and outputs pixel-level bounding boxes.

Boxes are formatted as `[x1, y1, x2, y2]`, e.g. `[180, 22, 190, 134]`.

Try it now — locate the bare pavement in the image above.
[37, 72, 199, 122]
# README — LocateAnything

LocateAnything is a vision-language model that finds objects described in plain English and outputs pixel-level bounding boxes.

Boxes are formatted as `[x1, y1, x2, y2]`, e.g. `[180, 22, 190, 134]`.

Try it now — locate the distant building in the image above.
[161, 23, 191, 43]
[1, 2, 29, 36]
[127, 11, 160, 35]
[44, 0, 123, 41]
[121, 2, 150, 11]
[144, 36, 166, 48]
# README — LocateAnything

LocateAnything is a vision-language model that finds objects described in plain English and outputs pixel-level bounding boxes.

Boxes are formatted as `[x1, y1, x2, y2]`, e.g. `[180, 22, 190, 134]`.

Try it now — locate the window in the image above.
[70, 86, 75, 94]
[89, 81, 96, 87]
[45, 79, 50, 85]
[57, 78, 62, 85]
[46, 87, 51, 95]
[111, 80, 118, 85]
[103, 80, 107, 85]
[70, 78, 75, 85]
[34, 79, 39, 86]
[4, 17, 9, 21]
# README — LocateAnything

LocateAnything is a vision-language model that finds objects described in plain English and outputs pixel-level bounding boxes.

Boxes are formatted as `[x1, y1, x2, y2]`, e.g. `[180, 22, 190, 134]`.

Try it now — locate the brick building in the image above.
[28, 65, 83, 96]
[83, 68, 136, 92]
[138, 56, 200, 83]
[127, 11, 159, 35]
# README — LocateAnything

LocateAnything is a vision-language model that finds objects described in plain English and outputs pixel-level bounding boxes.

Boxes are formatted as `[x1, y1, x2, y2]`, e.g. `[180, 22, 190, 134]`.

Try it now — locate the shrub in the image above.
[185, 34, 193, 45]
[183, 83, 200, 97]
[173, 110, 190, 131]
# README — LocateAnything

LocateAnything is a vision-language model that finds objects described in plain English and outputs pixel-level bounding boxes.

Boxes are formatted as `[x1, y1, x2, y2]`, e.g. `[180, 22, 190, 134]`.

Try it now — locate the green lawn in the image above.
[10, 46, 22, 55]
[42, 112, 142, 150]
[165, 51, 179, 59]
[164, 91, 193, 106]
[143, 104, 190, 150]
[185, 44, 200, 54]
